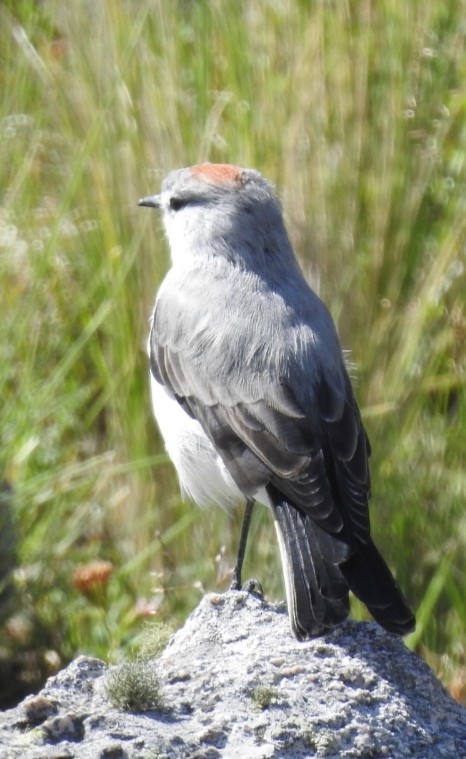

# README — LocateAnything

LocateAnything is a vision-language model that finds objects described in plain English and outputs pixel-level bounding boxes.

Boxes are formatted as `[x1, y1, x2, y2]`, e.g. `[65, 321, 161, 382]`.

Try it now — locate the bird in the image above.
[138, 163, 415, 640]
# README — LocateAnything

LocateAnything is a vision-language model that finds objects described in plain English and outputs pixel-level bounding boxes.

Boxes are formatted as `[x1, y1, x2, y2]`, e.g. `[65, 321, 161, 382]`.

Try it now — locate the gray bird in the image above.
[139, 163, 415, 639]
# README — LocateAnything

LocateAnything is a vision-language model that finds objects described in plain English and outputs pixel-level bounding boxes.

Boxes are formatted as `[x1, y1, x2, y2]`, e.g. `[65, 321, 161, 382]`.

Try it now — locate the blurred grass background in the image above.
[1, 0, 465, 707]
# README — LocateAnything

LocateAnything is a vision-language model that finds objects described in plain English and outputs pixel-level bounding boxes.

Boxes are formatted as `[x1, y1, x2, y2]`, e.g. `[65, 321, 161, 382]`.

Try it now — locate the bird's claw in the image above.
[229, 577, 264, 599]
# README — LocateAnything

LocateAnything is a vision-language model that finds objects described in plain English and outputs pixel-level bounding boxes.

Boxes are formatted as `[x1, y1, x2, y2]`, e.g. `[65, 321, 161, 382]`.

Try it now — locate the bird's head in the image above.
[138, 163, 296, 273]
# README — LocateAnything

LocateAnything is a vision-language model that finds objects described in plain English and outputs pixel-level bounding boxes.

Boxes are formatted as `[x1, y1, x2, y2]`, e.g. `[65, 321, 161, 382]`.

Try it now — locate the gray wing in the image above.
[150, 269, 371, 552]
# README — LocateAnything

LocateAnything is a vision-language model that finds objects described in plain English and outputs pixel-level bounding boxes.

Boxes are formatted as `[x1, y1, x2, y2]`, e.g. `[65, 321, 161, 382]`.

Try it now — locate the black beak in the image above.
[138, 195, 161, 208]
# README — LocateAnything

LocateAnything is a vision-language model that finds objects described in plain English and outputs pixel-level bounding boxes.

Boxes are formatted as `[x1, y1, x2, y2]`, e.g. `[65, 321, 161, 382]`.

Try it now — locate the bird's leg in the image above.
[230, 497, 255, 591]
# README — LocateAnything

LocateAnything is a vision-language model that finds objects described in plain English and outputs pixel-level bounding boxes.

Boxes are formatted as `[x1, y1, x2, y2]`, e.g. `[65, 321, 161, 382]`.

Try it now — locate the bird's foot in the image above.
[229, 575, 264, 599]
[242, 578, 264, 599]
[229, 573, 242, 592]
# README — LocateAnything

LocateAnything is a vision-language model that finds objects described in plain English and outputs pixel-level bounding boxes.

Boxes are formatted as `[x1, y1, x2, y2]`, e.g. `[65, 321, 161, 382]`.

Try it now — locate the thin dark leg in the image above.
[230, 498, 255, 590]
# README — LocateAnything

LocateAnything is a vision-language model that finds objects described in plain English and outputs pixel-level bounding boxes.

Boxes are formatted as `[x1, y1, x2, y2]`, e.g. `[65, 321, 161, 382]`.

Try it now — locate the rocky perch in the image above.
[1, 591, 465, 758]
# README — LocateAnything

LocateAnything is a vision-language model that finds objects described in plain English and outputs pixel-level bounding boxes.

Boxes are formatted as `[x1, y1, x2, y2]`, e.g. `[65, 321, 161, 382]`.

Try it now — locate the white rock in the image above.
[0, 591, 465, 757]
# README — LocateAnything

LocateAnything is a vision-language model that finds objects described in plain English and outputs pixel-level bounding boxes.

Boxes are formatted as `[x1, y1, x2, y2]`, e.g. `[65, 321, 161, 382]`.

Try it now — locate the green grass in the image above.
[0, 0, 465, 705]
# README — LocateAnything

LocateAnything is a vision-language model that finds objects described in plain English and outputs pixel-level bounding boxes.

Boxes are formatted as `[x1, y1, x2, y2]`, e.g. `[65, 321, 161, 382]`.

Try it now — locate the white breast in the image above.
[150, 375, 243, 511]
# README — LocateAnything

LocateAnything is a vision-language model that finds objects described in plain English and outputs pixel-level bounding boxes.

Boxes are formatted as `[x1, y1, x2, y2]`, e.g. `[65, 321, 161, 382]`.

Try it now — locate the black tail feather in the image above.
[340, 539, 415, 635]
[272, 497, 349, 639]
[268, 488, 415, 639]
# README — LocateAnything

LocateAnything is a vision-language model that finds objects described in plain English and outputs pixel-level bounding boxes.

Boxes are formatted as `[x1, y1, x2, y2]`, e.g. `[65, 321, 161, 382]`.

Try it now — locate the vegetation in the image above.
[1, 0, 465, 707]
[251, 685, 282, 711]
[105, 659, 164, 713]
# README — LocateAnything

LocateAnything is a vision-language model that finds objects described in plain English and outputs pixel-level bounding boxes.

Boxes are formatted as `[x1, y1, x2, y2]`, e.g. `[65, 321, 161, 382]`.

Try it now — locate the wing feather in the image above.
[150, 275, 372, 545]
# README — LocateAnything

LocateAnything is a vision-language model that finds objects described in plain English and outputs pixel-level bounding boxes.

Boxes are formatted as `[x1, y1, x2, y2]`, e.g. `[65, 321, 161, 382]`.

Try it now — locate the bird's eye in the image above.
[169, 196, 187, 212]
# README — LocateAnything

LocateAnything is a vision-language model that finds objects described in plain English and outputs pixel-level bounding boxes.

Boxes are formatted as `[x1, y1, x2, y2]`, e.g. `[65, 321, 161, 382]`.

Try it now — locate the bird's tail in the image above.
[340, 539, 415, 635]
[271, 496, 350, 639]
[270, 492, 415, 639]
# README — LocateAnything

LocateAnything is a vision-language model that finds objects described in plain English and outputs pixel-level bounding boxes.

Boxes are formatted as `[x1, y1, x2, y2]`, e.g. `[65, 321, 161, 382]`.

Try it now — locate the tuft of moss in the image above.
[105, 660, 164, 713]
[250, 685, 281, 710]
